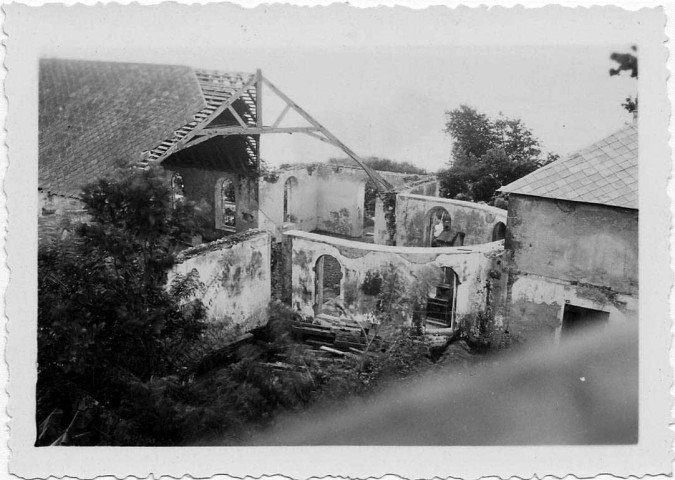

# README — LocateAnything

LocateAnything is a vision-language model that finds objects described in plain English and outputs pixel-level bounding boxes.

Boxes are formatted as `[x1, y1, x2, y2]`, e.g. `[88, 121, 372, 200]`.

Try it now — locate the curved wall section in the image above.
[284, 230, 506, 328]
[395, 193, 507, 247]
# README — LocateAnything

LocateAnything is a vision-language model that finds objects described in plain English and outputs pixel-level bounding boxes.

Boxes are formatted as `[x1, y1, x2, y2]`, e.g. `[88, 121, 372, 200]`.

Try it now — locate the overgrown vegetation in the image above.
[437, 105, 558, 203]
[37, 165, 215, 445]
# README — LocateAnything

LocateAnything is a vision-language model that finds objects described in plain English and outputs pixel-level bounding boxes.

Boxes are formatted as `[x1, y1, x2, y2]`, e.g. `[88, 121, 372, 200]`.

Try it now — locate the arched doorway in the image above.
[492, 221, 506, 241]
[284, 176, 298, 222]
[425, 207, 451, 247]
[216, 177, 236, 231]
[315, 255, 343, 316]
[426, 266, 460, 328]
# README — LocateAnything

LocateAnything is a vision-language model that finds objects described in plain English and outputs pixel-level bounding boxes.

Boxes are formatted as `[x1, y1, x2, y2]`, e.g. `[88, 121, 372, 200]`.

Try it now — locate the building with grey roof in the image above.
[498, 124, 638, 344]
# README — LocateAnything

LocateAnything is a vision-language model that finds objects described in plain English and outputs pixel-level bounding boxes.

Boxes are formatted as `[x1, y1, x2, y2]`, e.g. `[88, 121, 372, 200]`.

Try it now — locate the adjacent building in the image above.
[499, 124, 638, 343]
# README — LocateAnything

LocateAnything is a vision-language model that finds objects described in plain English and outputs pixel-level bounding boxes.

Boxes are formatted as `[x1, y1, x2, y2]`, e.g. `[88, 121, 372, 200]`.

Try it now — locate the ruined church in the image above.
[38, 58, 638, 345]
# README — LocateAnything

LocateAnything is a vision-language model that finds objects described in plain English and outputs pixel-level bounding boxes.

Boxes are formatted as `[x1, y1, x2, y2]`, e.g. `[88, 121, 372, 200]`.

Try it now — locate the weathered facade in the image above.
[500, 124, 638, 344]
[394, 194, 506, 247]
[285, 230, 505, 330]
[170, 230, 272, 330]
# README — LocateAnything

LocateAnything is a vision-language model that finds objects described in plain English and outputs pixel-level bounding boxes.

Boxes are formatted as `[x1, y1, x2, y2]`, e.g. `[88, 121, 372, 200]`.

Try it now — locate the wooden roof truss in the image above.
[148, 70, 393, 192]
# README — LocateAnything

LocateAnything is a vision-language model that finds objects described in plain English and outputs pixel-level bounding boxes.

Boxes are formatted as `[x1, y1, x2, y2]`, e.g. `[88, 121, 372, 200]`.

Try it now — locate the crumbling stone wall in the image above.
[170, 229, 272, 329]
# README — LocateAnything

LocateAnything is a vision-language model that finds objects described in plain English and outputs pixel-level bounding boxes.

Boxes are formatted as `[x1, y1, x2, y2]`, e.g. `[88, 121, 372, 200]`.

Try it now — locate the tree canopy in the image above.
[438, 106, 557, 203]
[37, 165, 210, 445]
[609, 46, 638, 114]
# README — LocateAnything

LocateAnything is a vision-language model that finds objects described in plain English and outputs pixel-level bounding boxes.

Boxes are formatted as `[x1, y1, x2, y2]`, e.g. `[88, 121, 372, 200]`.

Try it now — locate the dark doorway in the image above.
[561, 305, 609, 337]
[426, 267, 460, 328]
[315, 255, 343, 316]
[492, 221, 506, 241]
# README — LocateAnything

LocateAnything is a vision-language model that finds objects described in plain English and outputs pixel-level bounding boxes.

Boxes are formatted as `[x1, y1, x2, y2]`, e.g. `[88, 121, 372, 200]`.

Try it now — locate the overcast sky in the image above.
[19, 4, 640, 172]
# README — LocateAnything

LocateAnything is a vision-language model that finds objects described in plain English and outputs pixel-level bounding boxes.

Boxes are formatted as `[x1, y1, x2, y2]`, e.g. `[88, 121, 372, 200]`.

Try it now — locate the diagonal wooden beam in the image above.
[271, 104, 291, 128]
[261, 75, 393, 191]
[228, 105, 248, 128]
[179, 74, 258, 148]
[303, 130, 336, 146]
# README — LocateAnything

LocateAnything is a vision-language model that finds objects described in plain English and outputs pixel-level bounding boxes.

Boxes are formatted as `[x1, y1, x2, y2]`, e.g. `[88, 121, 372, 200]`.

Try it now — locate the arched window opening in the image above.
[315, 255, 344, 317]
[217, 177, 236, 231]
[426, 207, 453, 247]
[284, 176, 298, 223]
[426, 267, 460, 328]
[170, 172, 185, 209]
[492, 221, 506, 241]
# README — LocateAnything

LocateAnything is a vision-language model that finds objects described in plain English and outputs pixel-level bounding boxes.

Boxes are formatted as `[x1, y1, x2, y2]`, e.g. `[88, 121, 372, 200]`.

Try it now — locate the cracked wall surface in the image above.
[285, 230, 505, 326]
[504, 194, 638, 342]
[170, 229, 272, 329]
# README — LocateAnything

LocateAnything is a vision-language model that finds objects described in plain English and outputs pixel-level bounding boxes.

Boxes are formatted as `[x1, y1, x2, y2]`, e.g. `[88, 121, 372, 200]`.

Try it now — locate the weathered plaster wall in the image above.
[285, 230, 505, 327]
[259, 164, 369, 240]
[314, 166, 366, 237]
[403, 179, 439, 196]
[258, 165, 321, 239]
[507, 274, 638, 345]
[170, 229, 272, 330]
[395, 194, 507, 247]
[170, 167, 259, 233]
[504, 194, 638, 344]
[506, 194, 638, 295]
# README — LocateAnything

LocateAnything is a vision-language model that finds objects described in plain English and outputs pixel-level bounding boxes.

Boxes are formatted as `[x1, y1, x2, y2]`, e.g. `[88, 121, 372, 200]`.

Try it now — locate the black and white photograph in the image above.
[2, 2, 672, 479]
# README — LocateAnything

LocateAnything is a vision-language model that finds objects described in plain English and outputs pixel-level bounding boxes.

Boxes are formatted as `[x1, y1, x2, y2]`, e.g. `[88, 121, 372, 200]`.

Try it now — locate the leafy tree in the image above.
[438, 106, 557, 203]
[37, 165, 210, 444]
[609, 46, 638, 114]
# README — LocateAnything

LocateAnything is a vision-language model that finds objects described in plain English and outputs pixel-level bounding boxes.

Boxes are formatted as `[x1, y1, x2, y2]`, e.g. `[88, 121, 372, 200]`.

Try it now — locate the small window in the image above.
[426, 267, 460, 328]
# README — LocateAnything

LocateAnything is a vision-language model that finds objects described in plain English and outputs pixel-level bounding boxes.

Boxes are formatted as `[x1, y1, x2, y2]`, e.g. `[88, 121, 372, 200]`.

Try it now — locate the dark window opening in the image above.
[315, 255, 343, 317]
[218, 177, 236, 231]
[170, 172, 185, 209]
[426, 267, 459, 328]
[427, 207, 452, 247]
[492, 221, 506, 241]
[284, 176, 298, 222]
[562, 304, 609, 337]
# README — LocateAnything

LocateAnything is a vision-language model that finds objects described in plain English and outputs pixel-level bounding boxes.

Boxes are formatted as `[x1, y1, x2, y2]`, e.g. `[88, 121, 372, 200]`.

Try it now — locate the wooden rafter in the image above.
[154, 69, 394, 192]
[260, 75, 393, 191]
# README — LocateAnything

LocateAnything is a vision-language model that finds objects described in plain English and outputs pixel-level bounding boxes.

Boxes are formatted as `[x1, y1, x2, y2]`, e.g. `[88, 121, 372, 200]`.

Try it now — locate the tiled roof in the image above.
[500, 124, 638, 210]
[39, 59, 254, 197]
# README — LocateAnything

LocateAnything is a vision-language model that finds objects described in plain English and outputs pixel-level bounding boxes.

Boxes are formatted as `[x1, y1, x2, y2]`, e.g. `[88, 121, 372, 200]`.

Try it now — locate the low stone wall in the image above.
[284, 230, 505, 328]
[171, 229, 272, 330]
[395, 194, 507, 247]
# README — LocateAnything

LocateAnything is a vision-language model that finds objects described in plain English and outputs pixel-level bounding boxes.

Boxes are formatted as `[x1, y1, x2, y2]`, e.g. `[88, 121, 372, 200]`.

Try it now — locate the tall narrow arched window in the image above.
[492, 221, 506, 241]
[315, 255, 343, 317]
[425, 206, 452, 247]
[216, 177, 236, 231]
[170, 172, 185, 209]
[283, 176, 298, 223]
[426, 267, 460, 328]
